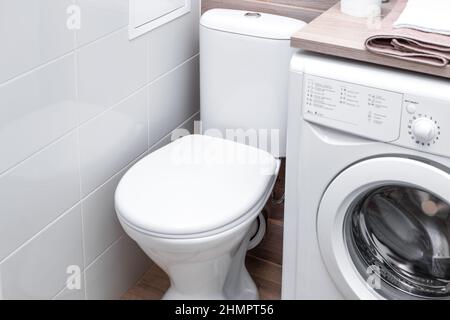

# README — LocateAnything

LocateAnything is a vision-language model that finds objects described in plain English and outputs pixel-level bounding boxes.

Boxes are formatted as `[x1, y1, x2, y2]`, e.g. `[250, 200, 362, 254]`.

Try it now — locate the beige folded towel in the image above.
[365, 0, 450, 67]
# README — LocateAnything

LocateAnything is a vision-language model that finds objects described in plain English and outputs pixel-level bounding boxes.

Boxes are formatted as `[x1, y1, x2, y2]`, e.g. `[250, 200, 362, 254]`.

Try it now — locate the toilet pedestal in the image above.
[162, 249, 258, 300]
[119, 213, 261, 300]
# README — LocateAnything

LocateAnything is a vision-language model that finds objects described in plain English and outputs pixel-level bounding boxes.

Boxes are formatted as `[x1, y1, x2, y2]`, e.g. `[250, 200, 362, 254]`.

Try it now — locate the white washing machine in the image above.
[282, 52, 450, 300]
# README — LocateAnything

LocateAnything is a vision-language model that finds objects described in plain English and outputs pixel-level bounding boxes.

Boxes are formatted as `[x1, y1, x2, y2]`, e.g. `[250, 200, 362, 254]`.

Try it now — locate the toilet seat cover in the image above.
[115, 135, 278, 236]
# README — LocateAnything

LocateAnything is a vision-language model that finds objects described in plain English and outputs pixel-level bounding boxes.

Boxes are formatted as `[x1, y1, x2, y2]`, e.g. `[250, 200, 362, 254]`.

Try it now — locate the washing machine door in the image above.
[317, 157, 450, 300]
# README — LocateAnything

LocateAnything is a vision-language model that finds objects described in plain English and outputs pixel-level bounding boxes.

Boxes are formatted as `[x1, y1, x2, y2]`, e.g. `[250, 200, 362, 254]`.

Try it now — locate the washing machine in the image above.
[282, 52, 450, 300]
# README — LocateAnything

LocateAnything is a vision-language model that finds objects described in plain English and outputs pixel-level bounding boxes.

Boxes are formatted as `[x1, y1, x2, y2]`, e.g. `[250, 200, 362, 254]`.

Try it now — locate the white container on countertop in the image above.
[341, 0, 382, 18]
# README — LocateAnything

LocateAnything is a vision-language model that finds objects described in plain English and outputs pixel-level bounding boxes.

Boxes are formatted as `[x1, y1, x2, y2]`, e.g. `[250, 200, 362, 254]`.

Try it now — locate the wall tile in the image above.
[77, 28, 148, 123]
[148, 57, 200, 147]
[82, 172, 125, 266]
[148, 0, 200, 81]
[0, 133, 80, 261]
[0, 0, 75, 84]
[0, 205, 83, 299]
[0, 54, 77, 174]
[75, 0, 129, 47]
[79, 89, 148, 197]
[85, 236, 150, 300]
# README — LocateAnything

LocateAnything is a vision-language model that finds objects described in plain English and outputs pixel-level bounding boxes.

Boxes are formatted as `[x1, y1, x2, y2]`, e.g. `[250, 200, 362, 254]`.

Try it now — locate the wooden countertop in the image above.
[291, 1, 450, 79]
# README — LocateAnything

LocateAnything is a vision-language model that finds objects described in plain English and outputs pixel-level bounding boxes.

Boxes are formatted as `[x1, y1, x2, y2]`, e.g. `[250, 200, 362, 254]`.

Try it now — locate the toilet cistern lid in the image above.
[115, 135, 278, 236]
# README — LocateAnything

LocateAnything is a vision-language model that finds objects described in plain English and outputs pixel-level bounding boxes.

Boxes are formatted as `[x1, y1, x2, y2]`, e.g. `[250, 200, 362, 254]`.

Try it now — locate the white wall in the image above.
[0, 0, 200, 299]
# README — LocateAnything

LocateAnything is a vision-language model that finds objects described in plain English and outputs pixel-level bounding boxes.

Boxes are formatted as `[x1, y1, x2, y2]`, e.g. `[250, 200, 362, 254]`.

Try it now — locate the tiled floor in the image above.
[122, 255, 282, 300]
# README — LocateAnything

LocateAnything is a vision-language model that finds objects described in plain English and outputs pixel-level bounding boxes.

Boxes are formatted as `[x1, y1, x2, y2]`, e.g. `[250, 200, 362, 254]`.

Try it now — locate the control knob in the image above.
[411, 118, 438, 144]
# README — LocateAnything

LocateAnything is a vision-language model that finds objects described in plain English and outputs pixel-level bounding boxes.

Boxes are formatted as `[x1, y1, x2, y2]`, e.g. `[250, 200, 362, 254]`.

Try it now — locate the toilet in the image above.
[115, 9, 305, 300]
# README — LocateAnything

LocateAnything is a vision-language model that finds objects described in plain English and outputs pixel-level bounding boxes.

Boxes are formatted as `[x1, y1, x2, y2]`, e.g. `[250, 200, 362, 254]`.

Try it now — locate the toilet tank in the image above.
[200, 9, 305, 157]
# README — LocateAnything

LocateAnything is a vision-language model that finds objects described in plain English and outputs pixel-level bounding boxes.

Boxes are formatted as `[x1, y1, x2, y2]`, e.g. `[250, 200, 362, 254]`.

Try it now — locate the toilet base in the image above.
[163, 288, 227, 300]
[225, 267, 259, 300]
[118, 205, 271, 301]
[162, 266, 259, 300]
[160, 229, 260, 300]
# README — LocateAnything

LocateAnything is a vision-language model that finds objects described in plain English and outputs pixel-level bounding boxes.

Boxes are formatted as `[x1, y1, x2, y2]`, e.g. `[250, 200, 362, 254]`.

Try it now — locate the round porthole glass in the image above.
[346, 186, 450, 299]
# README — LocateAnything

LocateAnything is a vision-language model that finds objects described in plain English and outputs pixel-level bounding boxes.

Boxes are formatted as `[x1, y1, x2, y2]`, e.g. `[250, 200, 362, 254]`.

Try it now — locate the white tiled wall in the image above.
[0, 0, 200, 299]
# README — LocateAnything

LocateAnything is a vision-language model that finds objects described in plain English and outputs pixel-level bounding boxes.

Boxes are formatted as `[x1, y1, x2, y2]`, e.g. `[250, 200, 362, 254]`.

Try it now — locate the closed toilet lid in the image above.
[115, 135, 278, 236]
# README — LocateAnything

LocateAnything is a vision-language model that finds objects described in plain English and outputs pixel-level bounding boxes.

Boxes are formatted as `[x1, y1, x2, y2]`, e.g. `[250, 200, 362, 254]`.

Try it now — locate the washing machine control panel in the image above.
[302, 74, 449, 158]
[303, 74, 403, 142]
[398, 95, 448, 157]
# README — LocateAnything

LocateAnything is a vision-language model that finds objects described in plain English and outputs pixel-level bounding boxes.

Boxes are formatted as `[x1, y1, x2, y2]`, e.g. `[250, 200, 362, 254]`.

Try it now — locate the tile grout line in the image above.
[0, 202, 82, 265]
[82, 233, 126, 300]
[75, 25, 128, 52]
[0, 51, 76, 89]
[73, 33, 88, 299]
[52, 269, 86, 300]
[147, 30, 152, 151]
[0, 127, 76, 179]
[84, 235, 125, 273]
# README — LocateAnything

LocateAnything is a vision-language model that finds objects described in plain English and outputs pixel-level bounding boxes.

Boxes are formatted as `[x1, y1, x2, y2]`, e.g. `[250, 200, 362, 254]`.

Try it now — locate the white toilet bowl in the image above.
[115, 135, 279, 299]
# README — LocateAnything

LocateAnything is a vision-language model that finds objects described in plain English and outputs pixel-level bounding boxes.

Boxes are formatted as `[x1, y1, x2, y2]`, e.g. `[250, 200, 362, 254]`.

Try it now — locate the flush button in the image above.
[245, 12, 261, 18]
[406, 103, 417, 114]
